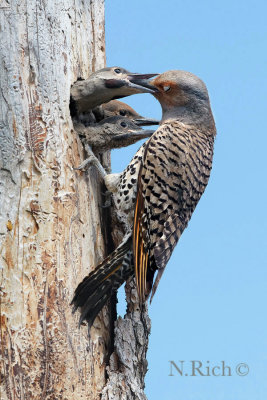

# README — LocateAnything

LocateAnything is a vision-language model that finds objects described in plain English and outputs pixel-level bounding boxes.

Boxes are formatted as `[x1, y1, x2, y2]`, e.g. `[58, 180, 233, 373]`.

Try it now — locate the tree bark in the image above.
[0, 1, 150, 399]
[102, 280, 150, 400]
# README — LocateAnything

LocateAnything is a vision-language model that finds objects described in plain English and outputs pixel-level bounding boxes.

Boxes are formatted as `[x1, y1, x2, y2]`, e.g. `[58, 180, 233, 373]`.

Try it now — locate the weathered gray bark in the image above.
[0, 1, 150, 399]
[102, 280, 151, 400]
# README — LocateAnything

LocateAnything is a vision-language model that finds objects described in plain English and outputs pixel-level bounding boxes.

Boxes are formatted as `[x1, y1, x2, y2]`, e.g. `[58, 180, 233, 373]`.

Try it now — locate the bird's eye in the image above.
[120, 121, 127, 128]
[120, 110, 127, 116]
[163, 85, 171, 92]
[114, 68, 121, 74]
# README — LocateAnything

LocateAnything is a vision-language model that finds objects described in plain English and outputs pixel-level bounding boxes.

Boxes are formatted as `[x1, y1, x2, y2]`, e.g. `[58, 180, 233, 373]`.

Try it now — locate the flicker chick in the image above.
[70, 66, 158, 115]
[74, 116, 155, 153]
[101, 100, 159, 126]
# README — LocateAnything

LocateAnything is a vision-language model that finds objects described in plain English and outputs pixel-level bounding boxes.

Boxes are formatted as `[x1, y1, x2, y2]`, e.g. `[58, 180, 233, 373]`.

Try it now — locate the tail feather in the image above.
[79, 291, 111, 328]
[71, 234, 133, 328]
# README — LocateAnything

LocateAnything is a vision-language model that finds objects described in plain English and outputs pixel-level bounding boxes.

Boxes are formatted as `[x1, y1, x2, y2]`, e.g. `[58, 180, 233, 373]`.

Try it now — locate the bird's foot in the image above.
[74, 144, 107, 178]
[74, 157, 93, 171]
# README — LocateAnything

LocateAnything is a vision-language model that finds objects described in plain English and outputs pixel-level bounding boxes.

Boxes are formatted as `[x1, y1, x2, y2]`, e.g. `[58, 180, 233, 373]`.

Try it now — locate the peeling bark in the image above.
[0, 1, 150, 399]
[102, 279, 151, 400]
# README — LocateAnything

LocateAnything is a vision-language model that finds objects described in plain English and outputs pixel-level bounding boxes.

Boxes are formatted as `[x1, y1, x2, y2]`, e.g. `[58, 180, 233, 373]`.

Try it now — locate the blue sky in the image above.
[105, 1, 267, 399]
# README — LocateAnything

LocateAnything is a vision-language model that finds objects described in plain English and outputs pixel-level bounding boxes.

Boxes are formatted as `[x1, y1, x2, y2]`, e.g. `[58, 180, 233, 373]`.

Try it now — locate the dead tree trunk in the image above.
[0, 1, 150, 399]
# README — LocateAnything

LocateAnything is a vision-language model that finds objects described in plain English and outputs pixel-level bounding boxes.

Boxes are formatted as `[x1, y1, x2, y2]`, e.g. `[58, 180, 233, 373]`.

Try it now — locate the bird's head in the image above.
[71, 67, 159, 113]
[98, 115, 155, 146]
[150, 70, 216, 131]
[92, 66, 159, 95]
[76, 115, 154, 152]
[101, 100, 140, 118]
[102, 100, 159, 126]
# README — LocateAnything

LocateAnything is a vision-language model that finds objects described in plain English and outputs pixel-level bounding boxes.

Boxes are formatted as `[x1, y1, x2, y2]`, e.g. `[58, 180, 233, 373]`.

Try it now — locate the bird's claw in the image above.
[73, 157, 94, 171]
[74, 144, 107, 178]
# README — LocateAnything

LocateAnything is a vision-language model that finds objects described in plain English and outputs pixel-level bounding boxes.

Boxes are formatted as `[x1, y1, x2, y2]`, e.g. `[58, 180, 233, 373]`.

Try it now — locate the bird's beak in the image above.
[126, 73, 159, 93]
[134, 117, 160, 126]
[112, 129, 155, 143]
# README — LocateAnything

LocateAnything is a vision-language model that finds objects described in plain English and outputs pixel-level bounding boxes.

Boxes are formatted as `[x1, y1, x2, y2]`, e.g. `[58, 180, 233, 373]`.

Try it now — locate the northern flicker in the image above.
[74, 115, 155, 153]
[71, 70, 216, 327]
[70, 67, 158, 115]
[101, 100, 159, 126]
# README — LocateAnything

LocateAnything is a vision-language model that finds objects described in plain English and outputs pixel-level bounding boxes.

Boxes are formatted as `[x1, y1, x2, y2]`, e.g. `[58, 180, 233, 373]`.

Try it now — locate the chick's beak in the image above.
[126, 73, 159, 93]
[112, 129, 155, 143]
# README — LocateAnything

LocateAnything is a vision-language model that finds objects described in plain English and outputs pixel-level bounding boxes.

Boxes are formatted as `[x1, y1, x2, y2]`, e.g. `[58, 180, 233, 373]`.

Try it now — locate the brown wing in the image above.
[133, 121, 214, 301]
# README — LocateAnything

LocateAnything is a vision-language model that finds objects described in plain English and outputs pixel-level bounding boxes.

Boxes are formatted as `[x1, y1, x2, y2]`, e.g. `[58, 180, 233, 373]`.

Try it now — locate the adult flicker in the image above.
[71, 70, 216, 327]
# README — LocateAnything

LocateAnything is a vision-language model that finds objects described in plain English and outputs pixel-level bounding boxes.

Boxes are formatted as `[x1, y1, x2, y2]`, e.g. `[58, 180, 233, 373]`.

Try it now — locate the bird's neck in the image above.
[72, 79, 112, 111]
[161, 103, 216, 134]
